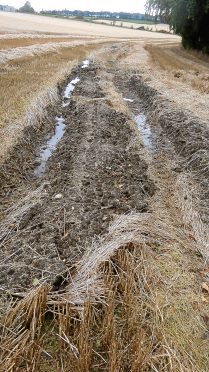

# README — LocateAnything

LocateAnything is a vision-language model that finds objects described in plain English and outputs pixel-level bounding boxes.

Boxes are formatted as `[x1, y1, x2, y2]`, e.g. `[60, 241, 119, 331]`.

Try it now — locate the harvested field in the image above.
[146, 42, 209, 71]
[0, 36, 88, 50]
[145, 42, 209, 94]
[1, 15, 209, 372]
[0, 12, 180, 40]
[0, 38, 110, 64]
[94, 19, 171, 33]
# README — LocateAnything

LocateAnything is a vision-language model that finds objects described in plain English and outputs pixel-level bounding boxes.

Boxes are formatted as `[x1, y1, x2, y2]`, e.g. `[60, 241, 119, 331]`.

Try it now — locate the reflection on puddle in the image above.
[134, 114, 153, 150]
[81, 59, 90, 69]
[34, 76, 82, 177]
[34, 117, 66, 177]
[63, 77, 80, 101]
[124, 98, 134, 103]
[34, 60, 90, 177]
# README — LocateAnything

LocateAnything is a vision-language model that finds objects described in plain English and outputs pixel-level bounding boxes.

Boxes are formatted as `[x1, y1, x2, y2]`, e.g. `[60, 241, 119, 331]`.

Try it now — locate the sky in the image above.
[1, 0, 146, 13]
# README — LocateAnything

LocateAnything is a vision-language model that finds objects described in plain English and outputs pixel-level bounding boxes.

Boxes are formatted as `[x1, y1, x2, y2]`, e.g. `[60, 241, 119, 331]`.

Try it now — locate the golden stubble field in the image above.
[93, 18, 171, 32]
[0, 11, 179, 40]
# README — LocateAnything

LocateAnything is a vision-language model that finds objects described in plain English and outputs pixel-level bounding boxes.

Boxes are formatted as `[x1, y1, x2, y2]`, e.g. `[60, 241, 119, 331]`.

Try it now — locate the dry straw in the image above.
[1, 206, 208, 370]
[0, 39, 109, 65]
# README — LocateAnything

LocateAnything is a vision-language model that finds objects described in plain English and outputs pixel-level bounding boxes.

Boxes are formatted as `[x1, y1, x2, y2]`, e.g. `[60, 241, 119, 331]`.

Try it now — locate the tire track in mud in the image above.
[113, 69, 182, 219]
[114, 67, 209, 220]
[0, 61, 155, 292]
[128, 73, 209, 210]
[112, 61, 209, 267]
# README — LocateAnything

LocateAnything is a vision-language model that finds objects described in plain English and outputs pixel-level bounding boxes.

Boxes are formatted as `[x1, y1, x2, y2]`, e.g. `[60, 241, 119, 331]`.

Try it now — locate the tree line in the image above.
[40, 9, 146, 20]
[145, 0, 209, 53]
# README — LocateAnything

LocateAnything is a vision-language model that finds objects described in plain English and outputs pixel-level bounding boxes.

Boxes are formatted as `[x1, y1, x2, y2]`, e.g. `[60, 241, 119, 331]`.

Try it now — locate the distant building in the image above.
[0, 4, 16, 11]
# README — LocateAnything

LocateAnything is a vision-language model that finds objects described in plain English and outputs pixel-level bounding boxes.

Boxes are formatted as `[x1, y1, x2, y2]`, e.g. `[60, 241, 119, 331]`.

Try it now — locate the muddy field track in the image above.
[1, 55, 209, 293]
[1, 42, 209, 370]
[0, 60, 155, 293]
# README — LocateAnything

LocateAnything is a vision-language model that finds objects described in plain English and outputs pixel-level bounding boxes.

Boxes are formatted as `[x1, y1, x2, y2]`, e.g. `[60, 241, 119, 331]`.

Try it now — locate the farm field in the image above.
[0, 11, 177, 38]
[93, 18, 171, 32]
[1, 12, 209, 371]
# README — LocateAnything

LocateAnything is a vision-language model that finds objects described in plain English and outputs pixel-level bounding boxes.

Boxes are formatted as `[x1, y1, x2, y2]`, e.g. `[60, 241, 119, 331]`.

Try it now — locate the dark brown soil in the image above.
[0, 62, 155, 293]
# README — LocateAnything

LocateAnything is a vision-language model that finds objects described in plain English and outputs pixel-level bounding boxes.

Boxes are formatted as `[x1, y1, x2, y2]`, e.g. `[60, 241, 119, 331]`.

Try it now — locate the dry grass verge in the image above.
[145, 43, 209, 72]
[146, 43, 193, 71]
[145, 43, 209, 94]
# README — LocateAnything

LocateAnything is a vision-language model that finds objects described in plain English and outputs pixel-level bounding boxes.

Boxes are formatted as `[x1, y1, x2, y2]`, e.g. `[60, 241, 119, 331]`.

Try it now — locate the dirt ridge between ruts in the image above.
[0, 61, 155, 293]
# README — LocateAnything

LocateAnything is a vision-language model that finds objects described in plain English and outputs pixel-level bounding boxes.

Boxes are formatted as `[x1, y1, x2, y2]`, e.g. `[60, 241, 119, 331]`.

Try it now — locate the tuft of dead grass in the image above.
[0, 283, 50, 371]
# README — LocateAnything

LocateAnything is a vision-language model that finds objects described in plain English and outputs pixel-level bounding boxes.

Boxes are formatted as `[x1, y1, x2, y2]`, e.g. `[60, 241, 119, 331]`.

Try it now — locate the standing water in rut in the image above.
[133, 113, 153, 151]
[63, 77, 80, 103]
[81, 59, 90, 68]
[34, 74, 82, 177]
[34, 117, 65, 177]
[122, 95, 154, 151]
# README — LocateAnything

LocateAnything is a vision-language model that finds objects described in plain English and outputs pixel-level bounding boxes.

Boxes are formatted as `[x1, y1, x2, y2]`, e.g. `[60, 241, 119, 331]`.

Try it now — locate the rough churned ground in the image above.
[0, 62, 154, 292]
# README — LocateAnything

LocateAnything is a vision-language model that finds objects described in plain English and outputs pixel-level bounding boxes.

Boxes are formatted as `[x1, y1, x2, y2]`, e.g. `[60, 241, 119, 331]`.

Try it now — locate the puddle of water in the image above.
[34, 116, 66, 177]
[81, 59, 90, 69]
[124, 98, 134, 103]
[34, 60, 91, 177]
[63, 77, 80, 99]
[134, 114, 153, 150]
[35, 76, 81, 177]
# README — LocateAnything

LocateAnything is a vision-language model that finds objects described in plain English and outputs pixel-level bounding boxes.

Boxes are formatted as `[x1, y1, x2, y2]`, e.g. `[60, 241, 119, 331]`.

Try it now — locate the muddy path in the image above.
[0, 60, 154, 293]
[1, 42, 209, 297]
[1, 44, 209, 294]
[1, 44, 209, 371]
